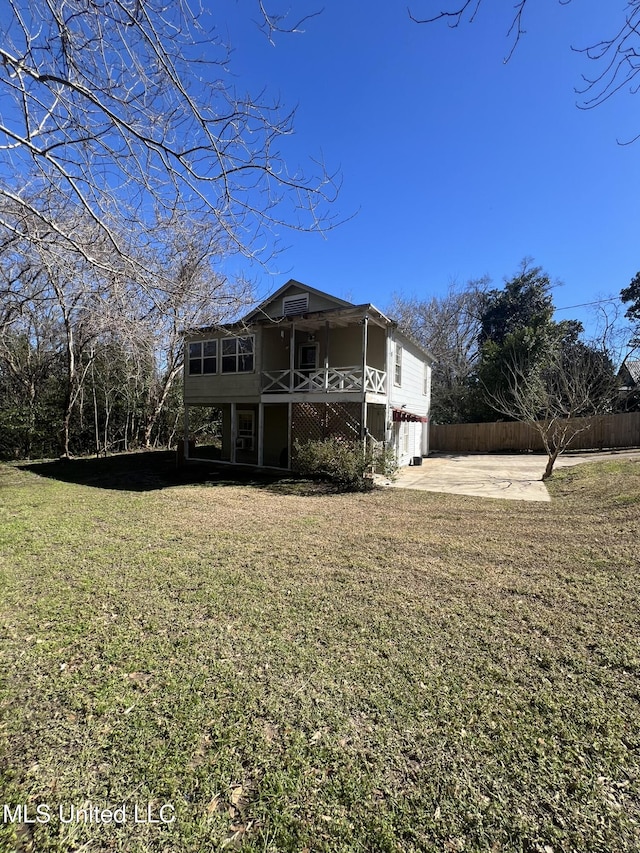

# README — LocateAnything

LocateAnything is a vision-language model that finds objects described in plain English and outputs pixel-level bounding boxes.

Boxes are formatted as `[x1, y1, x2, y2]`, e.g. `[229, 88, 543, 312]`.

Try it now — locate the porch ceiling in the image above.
[258, 304, 390, 331]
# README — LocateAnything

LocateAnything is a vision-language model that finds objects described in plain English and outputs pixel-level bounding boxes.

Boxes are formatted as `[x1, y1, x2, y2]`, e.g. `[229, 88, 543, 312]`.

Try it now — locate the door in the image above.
[298, 343, 320, 390]
[298, 343, 318, 371]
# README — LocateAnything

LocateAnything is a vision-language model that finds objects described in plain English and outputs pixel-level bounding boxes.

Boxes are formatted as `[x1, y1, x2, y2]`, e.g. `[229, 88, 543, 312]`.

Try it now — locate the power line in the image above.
[554, 297, 620, 312]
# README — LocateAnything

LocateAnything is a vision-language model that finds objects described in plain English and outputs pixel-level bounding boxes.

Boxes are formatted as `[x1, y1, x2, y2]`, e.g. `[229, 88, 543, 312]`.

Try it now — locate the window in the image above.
[188, 340, 217, 375]
[423, 363, 429, 396]
[283, 293, 309, 316]
[236, 411, 255, 451]
[221, 336, 254, 373]
[394, 344, 402, 386]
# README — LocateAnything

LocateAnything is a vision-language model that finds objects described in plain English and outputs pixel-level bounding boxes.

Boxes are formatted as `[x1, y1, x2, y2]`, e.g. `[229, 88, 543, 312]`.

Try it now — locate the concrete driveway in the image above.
[388, 449, 640, 501]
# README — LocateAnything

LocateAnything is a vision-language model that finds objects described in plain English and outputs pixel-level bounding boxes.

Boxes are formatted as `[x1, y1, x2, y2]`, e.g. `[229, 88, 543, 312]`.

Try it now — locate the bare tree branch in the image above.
[0, 1, 340, 287]
[484, 341, 617, 479]
[410, 0, 640, 138]
[409, 0, 529, 61]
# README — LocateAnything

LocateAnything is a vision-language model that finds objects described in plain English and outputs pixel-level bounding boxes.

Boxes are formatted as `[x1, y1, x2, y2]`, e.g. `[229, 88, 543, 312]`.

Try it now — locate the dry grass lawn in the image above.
[0, 453, 639, 852]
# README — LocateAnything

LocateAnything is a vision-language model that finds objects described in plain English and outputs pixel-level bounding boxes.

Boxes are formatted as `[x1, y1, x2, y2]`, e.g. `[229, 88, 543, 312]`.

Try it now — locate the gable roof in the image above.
[184, 278, 435, 362]
[243, 279, 353, 322]
[620, 359, 640, 386]
[627, 360, 640, 384]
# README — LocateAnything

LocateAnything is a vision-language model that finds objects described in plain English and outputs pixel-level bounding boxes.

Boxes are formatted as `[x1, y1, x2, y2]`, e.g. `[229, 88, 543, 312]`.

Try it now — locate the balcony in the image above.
[261, 365, 387, 394]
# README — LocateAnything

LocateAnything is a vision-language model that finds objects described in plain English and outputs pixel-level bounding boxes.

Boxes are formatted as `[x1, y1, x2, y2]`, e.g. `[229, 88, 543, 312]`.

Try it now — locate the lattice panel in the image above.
[292, 402, 362, 454]
[326, 402, 362, 440]
[292, 402, 325, 446]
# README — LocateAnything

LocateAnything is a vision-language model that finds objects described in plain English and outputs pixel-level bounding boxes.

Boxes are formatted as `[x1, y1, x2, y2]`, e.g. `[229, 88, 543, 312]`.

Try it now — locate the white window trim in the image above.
[394, 343, 402, 386]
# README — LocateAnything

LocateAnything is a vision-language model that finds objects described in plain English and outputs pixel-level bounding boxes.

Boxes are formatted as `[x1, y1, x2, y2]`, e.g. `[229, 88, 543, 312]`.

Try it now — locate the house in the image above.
[183, 280, 433, 469]
[618, 359, 640, 411]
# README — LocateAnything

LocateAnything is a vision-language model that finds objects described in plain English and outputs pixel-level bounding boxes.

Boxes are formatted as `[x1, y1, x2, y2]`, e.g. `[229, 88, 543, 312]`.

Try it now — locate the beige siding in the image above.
[366, 403, 386, 442]
[258, 285, 347, 319]
[366, 325, 386, 371]
[185, 373, 260, 403]
[328, 326, 362, 366]
[263, 404, 289, 467]
[221, 405, 231, 460]
[261, 324, 369, 372]
[184, 328, 262, 404]
[262, 326, 290, 371]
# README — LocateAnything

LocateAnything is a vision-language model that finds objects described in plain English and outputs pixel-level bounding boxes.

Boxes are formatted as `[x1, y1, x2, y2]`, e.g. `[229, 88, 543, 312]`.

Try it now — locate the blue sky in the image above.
[219, 2, 639, 341]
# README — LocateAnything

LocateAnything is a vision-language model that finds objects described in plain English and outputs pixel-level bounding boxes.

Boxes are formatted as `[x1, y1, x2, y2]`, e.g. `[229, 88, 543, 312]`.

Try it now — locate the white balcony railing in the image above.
[261, 366, 387, 394]
[365, 365, 387, 394]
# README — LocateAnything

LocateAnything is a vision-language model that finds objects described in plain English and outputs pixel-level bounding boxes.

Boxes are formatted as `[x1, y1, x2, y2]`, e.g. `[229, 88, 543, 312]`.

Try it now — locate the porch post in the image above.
[231, 402, 237, 464]
[258, 402, 264, 467]
[287, 401, 293, 471]
[361, 316, 369, 443]
[384, 325, 391, 452]
[183, 404, 190, 460]
[324, 320, 330, 389]
[289, 322, 295, 390]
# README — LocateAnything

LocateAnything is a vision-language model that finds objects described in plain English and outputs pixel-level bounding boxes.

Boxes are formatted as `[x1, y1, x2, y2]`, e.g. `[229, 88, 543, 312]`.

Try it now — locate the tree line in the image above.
[2, 253, 639, 463]
[0, 214, 249, 460]
[392, 261, 639, 476]
[0, 1, 336, 462]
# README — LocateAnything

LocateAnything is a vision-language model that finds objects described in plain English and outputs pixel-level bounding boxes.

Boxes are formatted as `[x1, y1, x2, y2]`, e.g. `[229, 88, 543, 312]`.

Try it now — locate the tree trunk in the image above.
[542, 449, 560, 480]
[143, 364, 181, 448]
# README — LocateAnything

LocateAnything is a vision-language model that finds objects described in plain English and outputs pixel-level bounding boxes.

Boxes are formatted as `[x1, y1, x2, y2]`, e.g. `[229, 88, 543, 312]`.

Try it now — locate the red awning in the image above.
[392, 408, 428, 423]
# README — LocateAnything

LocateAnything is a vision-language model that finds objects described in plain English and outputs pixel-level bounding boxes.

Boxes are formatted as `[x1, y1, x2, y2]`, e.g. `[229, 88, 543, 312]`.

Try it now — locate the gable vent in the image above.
[282, 293, 309, 316]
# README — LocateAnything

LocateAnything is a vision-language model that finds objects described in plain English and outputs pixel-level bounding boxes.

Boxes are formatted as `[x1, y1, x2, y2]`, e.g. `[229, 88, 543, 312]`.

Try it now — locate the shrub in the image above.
[373, 444, 399, 480]
[293, 437, 375, 490]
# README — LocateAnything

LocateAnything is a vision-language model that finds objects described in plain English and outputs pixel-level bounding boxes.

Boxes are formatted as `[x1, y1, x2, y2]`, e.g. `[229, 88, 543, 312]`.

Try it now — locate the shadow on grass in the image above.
[16, 450, 344, 496]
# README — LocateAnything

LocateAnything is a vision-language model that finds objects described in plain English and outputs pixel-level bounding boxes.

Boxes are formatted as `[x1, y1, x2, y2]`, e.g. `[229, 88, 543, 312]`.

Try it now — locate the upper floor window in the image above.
[222, 335, 254, 373]
[188, 340, 217, 375]
[394, 344, 402, 386]
[423, 363, 429, 396]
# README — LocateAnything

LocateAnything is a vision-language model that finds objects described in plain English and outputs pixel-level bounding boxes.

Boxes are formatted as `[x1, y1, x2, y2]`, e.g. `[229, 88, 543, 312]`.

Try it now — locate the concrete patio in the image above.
[386, 449, 640, 501]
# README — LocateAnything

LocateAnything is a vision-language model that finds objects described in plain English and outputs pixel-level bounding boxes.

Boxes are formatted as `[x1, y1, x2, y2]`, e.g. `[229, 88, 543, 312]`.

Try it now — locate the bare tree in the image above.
[0, 1, 339, 286]
[43, 255, 110, 458]
[485, 342, 617, 480]
[390, 279, 489, 422]
[0, 291, 61, 457]
[116, 224, 254, 447]
[589, 299, 637, 366]
[410, 1, 640, 137]
[0, 194, 251, 456]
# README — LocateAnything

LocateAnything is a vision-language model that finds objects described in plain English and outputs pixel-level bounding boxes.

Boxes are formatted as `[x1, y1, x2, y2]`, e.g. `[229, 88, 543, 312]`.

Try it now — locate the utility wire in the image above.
[555, 297, 620, 312]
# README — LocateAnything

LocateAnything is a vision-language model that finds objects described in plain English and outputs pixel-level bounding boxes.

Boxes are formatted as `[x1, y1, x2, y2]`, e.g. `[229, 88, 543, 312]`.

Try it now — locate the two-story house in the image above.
[183, 280, 433, 469]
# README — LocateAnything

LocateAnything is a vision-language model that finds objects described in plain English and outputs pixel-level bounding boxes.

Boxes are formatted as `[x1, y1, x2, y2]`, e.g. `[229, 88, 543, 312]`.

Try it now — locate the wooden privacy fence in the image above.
[429, 412, 640, 454]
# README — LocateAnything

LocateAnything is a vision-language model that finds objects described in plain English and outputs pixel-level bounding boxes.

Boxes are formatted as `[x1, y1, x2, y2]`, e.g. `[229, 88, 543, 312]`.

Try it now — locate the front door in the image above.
[298, 343, 318, 371]
[298, 343, 319, 391]
[394, 421, 409, 465]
